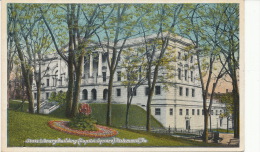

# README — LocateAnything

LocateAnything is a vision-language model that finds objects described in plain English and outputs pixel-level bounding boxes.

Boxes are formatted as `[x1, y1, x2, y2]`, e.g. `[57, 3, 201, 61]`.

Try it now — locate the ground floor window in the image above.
[46, 92, 49, 99]
[197, 109, 200, 115]
[192, 109, 195, 115]
[117, 88, 121, 96]
[155, 108, 161, 115]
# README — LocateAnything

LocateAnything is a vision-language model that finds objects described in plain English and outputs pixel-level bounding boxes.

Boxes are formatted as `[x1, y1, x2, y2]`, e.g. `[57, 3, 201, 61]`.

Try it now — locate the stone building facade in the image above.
[32, 35, 232, 130]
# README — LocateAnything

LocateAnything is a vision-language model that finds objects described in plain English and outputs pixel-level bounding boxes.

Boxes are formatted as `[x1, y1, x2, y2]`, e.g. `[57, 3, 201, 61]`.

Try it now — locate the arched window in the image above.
[91, 89, 97, 100]
[103, 89, 108, 100]
[82, 89, 88, 100]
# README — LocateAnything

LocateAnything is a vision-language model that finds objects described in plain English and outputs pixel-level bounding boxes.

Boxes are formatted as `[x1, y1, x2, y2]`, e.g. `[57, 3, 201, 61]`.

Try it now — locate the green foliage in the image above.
[215, 93, 234, 118]
[48, 91, 66, 105]
[68, 113, 98, 131]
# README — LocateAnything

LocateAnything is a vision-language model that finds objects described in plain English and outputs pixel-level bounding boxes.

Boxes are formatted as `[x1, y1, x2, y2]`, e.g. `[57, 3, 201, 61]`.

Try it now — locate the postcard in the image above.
[1, 0, 244, 151]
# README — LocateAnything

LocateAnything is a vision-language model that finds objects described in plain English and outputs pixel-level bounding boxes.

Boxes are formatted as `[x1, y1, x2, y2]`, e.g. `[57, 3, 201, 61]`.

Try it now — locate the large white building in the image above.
[32, 34, 232, 131]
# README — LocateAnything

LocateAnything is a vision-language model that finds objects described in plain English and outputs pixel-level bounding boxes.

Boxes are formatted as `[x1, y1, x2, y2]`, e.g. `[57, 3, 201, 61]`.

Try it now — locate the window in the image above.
[155, 86, 161, 95]
[185, 70, 187, 81]
[186, 109, 189, 115]
[211, 110, 214, 115]
[220, 110, 222, 114]
[47, 79, 49, 86]
[145, 87, 149, 96]
[34, 93, 37, 99]
[178, 68, 181, 80]
[46, 92, 49, 99]
[117, 89, 121, 96]
[197, 109, 200, 115]
[192, 89, 195, 97]
[131, 88, 137, 96]
[155, 108, 161, 115]
[202, 109, 204, 115]
[102, 72, 106, 82]
[190, 56, 193, 63]
[179, 109, 183, 115]
[186, 88, 189, 96]
[170, 108, 173, 115]
[179, 87, 183, 96]
[60, 77, 63, 86]
[192, 109, 195, 115]
[178, 52, 181, 59]
[191, 71, 193, 81]
[185, 54, 188, 61]
[216, 110, 218, 115]
[117, 71, 121, 81]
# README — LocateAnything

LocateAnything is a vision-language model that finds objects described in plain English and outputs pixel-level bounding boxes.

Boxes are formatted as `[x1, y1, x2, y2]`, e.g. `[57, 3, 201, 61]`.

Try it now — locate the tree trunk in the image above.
[203, 110, 209, 143]
[107, 71, 114, 126]
[233, 81, 239, 138]
[36, 83, 41, 114]
[71, 54, 84, 117]
[146, 95, 152, 131]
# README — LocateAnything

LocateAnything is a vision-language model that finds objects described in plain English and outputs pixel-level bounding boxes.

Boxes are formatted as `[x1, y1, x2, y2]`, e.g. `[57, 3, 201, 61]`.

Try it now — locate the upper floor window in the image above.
[192, 109, 195, 115]
[186, 109, 189, 115]
[197, 109, 200, 115]
[191, 71, 193, 82]
[178, 68, 181, 80]
[192, 89, 195, 97]
[117, 71, 121, 81]
[185, 54, 188, 61]
[103, 72, 106, 82]
[179, 87, 183, 96]
[186, 88, 189, 96]
[155, 108, 161, 115]
[46, 79, 49, 87]
[185, 70, 188, 81]
[190, 56, 193, 63]
[178, 52, 181, 59]
[179, 109, 183, 115]
[211, 110, 214, 115]
[155, 86, 161, 95]
[170, 108, 173, 115]
[216, 110, 219, 115]
[202, 109, 204, 115]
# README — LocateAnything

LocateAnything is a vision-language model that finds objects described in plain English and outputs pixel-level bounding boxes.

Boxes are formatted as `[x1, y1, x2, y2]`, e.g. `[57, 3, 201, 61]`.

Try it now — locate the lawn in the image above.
[7, 100, 225, 147]
[7, 110, 223, 147]
[50, 103, 163, 128]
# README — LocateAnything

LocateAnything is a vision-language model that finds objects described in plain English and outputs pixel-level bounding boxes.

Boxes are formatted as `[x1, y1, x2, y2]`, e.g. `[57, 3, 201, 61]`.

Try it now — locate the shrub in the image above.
[68, 103, 98, 131]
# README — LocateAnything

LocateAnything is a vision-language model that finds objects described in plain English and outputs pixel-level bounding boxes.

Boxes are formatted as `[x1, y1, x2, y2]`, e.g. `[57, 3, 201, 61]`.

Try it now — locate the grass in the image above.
[50, 103, 163, 128]
[211, 129, 234, 133]
[7, 110, 223, 147]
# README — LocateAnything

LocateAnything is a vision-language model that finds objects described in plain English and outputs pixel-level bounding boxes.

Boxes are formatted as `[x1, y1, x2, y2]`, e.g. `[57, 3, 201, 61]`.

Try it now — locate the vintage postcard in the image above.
[1, 0, 244, 151]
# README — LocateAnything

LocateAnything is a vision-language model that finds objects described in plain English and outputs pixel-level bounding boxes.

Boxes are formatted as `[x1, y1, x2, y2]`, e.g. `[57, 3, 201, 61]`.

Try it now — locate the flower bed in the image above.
[48, 120, 118, 138]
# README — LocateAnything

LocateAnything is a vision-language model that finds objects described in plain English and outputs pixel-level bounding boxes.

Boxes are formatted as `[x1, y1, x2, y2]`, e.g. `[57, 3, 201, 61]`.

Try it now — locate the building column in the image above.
[97, 51, 103, 83]
[89, 53, 93, 83]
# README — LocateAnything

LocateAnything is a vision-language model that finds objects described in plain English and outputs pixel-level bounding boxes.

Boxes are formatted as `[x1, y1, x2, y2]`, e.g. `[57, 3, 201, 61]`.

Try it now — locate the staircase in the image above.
[34, 101, 60, 114]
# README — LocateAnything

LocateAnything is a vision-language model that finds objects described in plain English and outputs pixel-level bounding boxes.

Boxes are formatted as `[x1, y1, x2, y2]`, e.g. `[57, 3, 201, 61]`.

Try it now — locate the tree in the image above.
[95, 4, 147, 126]
[138, 4, 183, 131]
[177, 4, 233, 142]
[215, 92, 234, 133]
[214, 4, 240, 138]
[121, 48, 147, 128]
[41, 4, 113, 117]
[8, 4, 43, 113]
